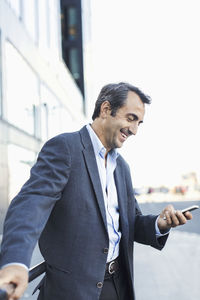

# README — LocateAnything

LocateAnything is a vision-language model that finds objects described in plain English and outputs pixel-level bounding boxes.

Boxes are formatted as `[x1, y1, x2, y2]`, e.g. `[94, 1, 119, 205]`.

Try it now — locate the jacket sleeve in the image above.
[0, 134, 71, 268]
[123, 160, 169, 250]
[134, 206, 169, 250]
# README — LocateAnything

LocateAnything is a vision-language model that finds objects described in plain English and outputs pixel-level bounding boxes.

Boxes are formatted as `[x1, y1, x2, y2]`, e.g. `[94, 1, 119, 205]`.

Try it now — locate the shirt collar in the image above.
[86, 124, 119, 160]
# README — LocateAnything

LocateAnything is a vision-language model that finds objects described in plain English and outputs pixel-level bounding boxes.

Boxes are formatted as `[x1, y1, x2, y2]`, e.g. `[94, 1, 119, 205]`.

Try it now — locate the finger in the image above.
[165, 204, 175, 212]
[0, 283, 15, 300]
[163, 205, 175, 222]
[163, 209, 178, 227]
[175, 210, 187, 225]
[170, 210, 181, 227]
[12, 280, 28, 300]
[6, 283, 15, 295]
[164, 210, 173, 225]
[184, 211, 193, 220]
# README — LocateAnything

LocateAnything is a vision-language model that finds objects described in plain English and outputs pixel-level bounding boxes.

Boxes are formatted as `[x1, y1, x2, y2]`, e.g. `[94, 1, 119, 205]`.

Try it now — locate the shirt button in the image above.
[97, 282, 103, 289]
[103, 248, 109, 254]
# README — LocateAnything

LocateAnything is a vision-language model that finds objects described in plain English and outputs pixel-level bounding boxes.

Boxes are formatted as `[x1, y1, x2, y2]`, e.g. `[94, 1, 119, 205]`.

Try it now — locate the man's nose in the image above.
[129, 123, 138, 135]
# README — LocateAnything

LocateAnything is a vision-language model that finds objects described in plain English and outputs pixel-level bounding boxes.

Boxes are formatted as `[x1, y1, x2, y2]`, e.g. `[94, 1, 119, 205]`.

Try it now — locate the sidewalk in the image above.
[134, 230, 200, 300]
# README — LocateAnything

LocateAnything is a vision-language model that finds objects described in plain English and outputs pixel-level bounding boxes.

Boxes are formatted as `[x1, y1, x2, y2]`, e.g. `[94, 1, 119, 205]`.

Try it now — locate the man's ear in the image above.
[100, 101, 111, 118]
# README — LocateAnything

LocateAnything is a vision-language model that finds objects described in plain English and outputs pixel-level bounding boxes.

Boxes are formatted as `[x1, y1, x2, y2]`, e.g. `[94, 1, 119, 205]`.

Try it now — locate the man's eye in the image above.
[127, 117, 134, 122]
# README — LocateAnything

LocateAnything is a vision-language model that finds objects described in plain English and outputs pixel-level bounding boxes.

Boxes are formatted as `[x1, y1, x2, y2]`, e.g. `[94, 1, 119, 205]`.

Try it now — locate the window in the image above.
[66, 6, 78, 41]
[61, 1, 85, 97]
[5, 41, 39, 136]
[69, 48, 80, 80]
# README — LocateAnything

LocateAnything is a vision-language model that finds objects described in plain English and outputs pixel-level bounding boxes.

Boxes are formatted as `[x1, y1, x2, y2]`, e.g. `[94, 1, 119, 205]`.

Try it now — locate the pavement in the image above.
[134, 200, 200, 300]
[0, 200, 200, 299]
[134, 230, 200, 300]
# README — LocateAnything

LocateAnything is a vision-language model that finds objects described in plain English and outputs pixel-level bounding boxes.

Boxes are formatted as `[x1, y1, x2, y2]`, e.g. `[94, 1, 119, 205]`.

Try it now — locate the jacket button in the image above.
[103, 248, 109, 254]
[97, 282, 103, 289]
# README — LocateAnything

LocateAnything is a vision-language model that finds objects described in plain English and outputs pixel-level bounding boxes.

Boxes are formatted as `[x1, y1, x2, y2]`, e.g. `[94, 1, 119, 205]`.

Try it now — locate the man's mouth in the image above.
[120, 129, 129, 141]
[121, 132, 127, 139]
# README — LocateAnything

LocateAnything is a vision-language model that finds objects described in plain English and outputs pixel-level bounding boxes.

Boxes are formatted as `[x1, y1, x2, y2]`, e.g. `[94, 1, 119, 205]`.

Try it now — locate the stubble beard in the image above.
[107, 134, 122, 150]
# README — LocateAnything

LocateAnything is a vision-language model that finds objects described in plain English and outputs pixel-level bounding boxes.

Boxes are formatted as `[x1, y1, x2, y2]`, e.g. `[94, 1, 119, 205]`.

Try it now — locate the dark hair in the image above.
[92, 82, 151, 120]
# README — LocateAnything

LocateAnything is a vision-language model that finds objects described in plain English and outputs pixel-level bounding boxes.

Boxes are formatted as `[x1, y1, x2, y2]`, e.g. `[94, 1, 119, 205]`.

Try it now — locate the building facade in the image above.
[0, 0, 88, 232]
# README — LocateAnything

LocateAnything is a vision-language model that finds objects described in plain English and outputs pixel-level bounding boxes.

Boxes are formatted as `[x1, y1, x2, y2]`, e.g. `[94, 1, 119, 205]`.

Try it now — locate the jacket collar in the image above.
[79, 126, 108, 231]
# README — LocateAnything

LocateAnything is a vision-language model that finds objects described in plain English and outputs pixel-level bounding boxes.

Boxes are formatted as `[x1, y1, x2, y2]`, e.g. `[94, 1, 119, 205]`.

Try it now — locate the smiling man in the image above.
[0, 82, 192, 300]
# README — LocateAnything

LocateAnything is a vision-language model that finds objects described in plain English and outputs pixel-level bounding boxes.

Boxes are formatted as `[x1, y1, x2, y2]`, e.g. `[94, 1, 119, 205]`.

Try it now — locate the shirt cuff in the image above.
[155, 216, 170, 237]
[1, 263, 28, 271]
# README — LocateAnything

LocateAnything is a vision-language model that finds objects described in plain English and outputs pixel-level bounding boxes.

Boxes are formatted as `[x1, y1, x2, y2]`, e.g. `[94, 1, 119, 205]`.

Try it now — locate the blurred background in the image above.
[0, 0, 200, 299]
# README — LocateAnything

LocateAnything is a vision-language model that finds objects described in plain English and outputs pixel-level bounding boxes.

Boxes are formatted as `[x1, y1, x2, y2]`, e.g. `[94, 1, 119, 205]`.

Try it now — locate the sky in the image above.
[89, 0, 200, 187]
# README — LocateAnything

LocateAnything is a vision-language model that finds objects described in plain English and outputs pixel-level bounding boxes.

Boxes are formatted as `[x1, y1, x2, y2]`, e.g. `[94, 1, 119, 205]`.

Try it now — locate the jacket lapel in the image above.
[80, 126, 107, 231]
[114, 162, 129, 237]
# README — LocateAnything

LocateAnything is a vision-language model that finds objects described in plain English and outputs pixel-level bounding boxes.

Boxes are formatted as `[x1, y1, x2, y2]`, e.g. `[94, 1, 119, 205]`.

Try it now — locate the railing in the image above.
[0, 261, 45, 300]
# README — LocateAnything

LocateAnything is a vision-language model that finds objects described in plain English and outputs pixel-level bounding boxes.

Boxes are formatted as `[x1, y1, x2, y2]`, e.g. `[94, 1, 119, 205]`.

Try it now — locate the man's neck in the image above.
[90, 122, 109, 164]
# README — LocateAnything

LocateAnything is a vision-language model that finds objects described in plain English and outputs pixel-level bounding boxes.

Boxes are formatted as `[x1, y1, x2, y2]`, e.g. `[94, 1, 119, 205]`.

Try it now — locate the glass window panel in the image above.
[67, 7, 78, 41]
[69, 48, 80, 79]
[5, 41, 39, 135]
[8, 144, 36, 202]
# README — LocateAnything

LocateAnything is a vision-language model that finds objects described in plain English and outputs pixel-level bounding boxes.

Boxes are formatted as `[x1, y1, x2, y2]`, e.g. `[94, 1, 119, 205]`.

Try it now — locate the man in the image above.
[0, 82, 192, 300]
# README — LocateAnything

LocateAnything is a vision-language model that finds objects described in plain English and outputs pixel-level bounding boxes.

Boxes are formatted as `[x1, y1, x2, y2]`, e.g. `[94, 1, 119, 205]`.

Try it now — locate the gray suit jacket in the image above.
[0, 126, 168, 299]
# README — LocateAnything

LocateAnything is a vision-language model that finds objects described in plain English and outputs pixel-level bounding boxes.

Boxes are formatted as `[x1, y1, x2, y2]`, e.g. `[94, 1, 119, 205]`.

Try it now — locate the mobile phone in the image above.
[181, 205, 199, 214]
[163, 205, 199, 220]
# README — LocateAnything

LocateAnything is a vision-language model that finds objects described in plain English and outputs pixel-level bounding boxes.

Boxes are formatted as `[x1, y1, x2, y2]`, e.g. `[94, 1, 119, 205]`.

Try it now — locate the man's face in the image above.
[101, 91, 145, 151]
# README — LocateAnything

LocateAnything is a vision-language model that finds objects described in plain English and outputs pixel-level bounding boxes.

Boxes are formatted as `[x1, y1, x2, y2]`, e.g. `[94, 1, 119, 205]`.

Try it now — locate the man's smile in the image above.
[120, 128, 132, 141]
